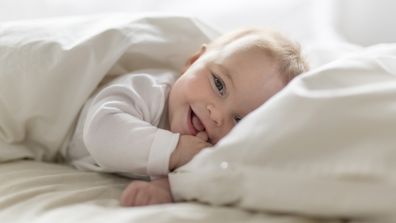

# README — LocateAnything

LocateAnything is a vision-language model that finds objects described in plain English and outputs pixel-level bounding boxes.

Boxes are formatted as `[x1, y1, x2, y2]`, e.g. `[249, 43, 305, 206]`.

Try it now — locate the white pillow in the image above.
[0, 14, 217, 162]
[169, 43, 396, 221]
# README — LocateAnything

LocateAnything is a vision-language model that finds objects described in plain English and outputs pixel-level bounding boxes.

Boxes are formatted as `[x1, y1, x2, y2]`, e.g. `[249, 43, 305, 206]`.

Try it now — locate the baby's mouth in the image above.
[188, 107, 205, 135]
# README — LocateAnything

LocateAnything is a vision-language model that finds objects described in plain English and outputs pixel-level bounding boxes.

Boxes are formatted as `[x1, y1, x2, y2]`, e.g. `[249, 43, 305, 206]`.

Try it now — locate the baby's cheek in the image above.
[218, 123, 235, 141]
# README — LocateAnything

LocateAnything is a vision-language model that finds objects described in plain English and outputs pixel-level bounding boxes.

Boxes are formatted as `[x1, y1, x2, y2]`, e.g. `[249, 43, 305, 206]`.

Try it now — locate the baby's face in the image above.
[167, 35, 285, 144]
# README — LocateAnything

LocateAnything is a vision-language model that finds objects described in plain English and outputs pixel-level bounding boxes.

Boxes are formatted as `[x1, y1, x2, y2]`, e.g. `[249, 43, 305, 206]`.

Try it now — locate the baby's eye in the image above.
[234, 115, 242, 124]
[212, 74, 225, 96]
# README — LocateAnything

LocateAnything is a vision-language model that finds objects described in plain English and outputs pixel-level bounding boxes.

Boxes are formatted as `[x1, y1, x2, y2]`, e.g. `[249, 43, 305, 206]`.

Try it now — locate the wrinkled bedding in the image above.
[1, 14, 396, 223]
[3, 161, 331, 223]
[0, 13, 216, 162]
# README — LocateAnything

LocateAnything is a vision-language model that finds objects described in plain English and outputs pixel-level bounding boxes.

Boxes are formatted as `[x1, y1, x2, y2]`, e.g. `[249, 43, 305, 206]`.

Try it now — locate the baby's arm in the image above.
[121, 132, 212, 207]
[79, 72, 182, 176]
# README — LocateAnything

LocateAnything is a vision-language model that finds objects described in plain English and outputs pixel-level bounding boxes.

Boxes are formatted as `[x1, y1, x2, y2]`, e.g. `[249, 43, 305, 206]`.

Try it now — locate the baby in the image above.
[66, 28, 308, 206]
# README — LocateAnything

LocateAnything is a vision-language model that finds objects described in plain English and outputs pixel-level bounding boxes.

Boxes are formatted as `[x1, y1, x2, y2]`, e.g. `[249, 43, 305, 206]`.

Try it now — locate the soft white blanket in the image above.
[0, 14, 216, 162]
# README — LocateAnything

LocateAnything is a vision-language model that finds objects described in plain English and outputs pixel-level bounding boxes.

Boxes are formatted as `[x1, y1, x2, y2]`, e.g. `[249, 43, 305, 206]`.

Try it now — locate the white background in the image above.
[1, 0, 396, 46]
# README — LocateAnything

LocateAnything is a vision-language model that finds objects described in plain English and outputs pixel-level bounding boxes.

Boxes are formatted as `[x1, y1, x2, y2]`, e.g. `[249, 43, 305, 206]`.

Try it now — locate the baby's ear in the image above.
[181, 44, 207, 74]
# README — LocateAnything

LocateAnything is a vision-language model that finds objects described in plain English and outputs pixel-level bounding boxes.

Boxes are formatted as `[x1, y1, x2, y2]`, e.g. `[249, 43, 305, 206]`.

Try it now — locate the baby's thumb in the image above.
[196, 131, 208, 142]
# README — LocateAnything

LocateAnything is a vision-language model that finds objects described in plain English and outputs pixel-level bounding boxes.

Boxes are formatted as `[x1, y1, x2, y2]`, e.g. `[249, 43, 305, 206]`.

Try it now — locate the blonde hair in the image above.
[207, 28, 309, 83]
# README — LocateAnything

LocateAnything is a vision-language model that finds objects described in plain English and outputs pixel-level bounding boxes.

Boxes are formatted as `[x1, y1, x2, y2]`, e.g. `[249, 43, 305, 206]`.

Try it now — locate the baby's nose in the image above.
[207, 104, 223, 127]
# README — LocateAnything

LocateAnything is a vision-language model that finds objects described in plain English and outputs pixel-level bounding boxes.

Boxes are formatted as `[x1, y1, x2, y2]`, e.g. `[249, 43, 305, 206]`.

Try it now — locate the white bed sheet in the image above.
[0, 160, 340, 223]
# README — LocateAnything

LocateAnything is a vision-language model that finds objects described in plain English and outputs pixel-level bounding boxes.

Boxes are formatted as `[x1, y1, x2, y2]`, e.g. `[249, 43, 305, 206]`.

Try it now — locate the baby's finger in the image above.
[134, 189, 150, 206]
[196, 131, 208, 142]
[120, 183, 138, 206]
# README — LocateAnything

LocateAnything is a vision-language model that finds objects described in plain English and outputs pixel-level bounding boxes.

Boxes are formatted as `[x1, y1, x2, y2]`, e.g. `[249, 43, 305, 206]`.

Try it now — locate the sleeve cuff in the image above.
[147, 129, 179, 176]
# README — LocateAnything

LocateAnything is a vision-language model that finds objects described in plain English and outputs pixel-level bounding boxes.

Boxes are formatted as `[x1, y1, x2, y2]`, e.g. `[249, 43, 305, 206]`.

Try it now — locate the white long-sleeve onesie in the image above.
[67, 69, 180, 177]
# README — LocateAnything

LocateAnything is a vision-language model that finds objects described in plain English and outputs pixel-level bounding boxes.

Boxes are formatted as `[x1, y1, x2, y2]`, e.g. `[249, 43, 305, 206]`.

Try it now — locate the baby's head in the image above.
[168, 28, 308, 144]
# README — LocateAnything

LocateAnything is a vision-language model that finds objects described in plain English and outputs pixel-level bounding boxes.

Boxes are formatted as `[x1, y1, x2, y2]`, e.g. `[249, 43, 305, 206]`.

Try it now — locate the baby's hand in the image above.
[169, 131, 212, 171]
[120, 178, 172, 206]
[195, 131, 209, 142]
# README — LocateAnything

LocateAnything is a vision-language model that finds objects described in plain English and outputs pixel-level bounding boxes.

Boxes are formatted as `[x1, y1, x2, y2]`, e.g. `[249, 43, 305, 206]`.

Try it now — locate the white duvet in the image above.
[1, 14, 396, 223]
[0, 14, 216, 162]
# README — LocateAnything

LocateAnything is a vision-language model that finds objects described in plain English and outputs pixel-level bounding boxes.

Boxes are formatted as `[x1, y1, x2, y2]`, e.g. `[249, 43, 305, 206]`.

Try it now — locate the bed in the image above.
[1, 3, 396, 223]
[1, 160, 274, 223]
